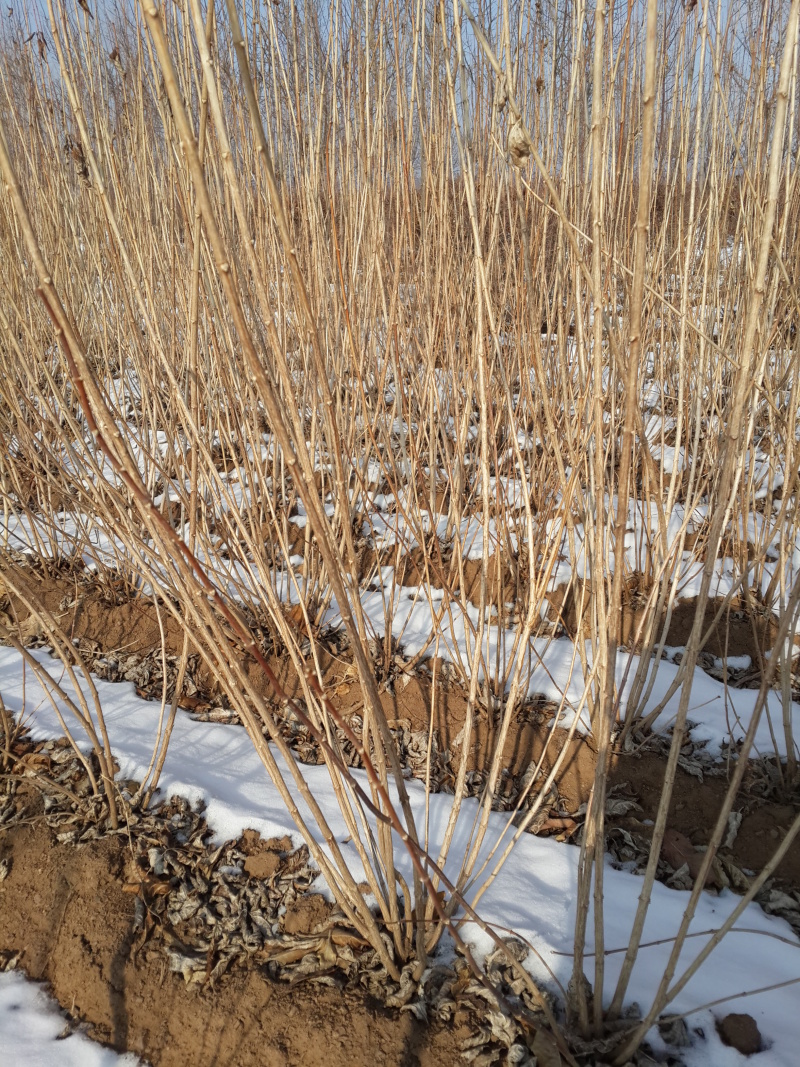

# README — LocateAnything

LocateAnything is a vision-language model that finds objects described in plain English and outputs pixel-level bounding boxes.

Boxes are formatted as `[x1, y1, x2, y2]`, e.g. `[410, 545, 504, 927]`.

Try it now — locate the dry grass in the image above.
[0, 0, 799, 1057]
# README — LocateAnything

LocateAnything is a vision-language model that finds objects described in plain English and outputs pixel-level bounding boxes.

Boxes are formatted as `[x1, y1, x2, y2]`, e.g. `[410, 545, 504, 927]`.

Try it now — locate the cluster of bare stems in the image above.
[0, 0, 799, 1058]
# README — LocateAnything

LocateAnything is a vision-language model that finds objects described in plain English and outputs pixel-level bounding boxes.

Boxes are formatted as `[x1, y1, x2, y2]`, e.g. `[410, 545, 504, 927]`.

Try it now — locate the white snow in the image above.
[0, 971, 142, 1067]
[1, 646, 799, 1066]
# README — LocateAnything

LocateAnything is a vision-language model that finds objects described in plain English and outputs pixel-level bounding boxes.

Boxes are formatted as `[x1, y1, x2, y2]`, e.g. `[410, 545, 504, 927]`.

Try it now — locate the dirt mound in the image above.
[550, 581, 785, 660]
[0, 814, 469, 1067]
[3, 564, 799, 960]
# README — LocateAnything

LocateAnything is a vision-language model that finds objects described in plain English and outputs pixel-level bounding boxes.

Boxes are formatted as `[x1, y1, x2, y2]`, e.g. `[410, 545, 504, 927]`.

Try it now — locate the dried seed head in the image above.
[507, 120, 533, 168]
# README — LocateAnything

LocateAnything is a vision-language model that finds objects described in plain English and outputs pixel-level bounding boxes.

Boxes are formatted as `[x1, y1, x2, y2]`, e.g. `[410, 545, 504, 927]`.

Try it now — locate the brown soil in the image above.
[358, 545, 519, 612]
[1, 568, 594, 808]
[2, 564, 800, 1066]
[550, 581, 784, 659]
[608, 749, 800, 886]
[0, 570, 185, 658]
[0, 811, 469, 1067]
[716, 1013, 763, 1055]
[3, 568, 799, 882]
[661, 598, 780, 660]
[260, 652, 598, 813]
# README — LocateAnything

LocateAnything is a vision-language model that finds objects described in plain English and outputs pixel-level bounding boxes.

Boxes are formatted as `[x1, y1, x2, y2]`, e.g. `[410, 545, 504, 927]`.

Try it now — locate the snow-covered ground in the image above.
[0, 970, 141, 1067]
[4, 497, 800, 761]
[2, 340, 799, 1063]
[1, 645, 798, 1066]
